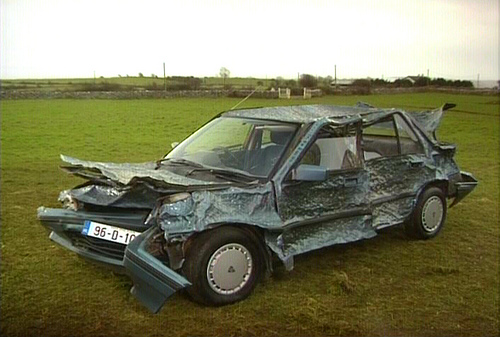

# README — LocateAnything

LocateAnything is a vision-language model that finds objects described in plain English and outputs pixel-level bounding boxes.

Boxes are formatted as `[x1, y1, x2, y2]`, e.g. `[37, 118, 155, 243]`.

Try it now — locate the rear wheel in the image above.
[182, 226, 262, 306]
[405, 186, 447, 239]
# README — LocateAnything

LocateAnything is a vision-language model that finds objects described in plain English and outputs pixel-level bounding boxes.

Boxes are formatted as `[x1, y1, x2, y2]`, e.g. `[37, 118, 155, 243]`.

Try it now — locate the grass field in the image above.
[1, 94, 498, 336]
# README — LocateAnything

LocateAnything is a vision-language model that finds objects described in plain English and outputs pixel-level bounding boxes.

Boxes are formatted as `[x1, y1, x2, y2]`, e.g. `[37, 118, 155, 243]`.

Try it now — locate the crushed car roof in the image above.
[222, 104, 396, 124]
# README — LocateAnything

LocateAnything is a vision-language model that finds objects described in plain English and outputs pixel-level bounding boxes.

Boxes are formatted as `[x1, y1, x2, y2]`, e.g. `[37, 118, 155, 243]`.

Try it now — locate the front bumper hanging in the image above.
[124, 227, 191, 313]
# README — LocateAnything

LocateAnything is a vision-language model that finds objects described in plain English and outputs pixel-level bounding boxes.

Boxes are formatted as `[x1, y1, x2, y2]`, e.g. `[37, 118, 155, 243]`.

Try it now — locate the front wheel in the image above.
[405, 186, 447, 239]
[182, 226, 262, 306]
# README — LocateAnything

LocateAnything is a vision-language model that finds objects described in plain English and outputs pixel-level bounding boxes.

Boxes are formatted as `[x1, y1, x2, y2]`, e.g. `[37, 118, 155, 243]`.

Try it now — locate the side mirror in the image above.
[292, 164, 327, 181]
[171, 142, 179, 149]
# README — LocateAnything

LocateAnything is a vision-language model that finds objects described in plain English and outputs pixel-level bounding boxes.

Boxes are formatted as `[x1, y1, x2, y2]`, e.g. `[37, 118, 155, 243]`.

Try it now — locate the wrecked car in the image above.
[38, 103, 477, 313]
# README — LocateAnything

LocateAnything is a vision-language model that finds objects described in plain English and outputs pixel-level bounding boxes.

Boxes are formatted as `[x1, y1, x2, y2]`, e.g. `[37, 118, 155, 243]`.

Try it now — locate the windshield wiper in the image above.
[157, 158, 259, 183]
[155, 158, 204, 170]
[186, 167, 259, 183]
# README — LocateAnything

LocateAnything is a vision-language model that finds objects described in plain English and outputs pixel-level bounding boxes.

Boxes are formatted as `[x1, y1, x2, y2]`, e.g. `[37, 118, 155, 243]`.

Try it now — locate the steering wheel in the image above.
[214, 147, 243, 168]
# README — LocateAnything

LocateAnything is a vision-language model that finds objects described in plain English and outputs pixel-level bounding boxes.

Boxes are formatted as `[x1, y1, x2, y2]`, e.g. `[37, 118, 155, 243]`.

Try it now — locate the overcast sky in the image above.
[1, 0, 498, 80]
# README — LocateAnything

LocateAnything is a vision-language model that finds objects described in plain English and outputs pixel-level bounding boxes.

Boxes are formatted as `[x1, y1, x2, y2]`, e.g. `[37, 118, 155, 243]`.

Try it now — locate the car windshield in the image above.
[165, 117, 297, 177]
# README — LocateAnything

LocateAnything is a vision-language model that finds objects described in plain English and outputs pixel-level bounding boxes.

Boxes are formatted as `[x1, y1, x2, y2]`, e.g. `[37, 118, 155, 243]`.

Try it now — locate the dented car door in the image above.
[363, 113, 436, 228]
[274, 122, 375, 258]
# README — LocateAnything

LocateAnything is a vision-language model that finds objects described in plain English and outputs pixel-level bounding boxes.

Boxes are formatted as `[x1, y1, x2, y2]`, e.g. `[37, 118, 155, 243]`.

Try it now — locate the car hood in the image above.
[60, 154, 231, 189]
[59, 155, 240, 209]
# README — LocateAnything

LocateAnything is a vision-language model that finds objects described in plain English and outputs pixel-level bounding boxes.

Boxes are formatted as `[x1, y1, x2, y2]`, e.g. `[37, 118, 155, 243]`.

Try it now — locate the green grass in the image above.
[1, 93, 498, 336]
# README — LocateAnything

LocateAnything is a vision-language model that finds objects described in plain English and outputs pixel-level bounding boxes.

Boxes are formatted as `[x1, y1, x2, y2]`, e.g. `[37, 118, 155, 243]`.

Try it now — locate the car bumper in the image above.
[37, 207, 148, 268]
[450, 171, 478, 208]
[124, 226, 191, 313]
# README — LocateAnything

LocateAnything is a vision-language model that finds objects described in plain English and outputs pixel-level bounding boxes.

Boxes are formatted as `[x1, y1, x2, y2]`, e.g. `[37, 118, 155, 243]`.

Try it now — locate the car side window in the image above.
[362, 114, 424, 161]
[300, 124, 361, 170]
[394, 114, 424, 155]
[362, 118, 399, 160]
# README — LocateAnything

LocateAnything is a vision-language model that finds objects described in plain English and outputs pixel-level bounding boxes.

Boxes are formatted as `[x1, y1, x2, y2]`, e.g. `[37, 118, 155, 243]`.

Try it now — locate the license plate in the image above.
[82, 220, 140, 245]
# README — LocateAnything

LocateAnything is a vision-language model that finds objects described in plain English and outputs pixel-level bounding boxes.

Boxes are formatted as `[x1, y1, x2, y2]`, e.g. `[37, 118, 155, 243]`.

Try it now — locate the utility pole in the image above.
[163, 62, 167, 92]
[334, 65, 337, 88]
[427, 69, 429, 86]
[477, 73, 480, 88]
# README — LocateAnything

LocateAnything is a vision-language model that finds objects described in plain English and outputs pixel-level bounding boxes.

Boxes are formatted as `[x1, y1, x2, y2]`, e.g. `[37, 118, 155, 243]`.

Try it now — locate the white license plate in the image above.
[82, 220, 140, 245]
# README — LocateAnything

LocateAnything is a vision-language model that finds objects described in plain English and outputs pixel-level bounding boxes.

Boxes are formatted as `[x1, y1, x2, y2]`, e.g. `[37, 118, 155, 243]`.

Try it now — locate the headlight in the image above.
[58, 190, 81, 211]
[159, 192, 194, 218]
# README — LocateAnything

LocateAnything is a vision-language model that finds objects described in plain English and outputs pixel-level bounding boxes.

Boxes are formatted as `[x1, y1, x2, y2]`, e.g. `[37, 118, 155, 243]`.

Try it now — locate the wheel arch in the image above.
[405, 181, 448, 239]
[404, 179, 448, 224]
[183, 223, 273, 277]
[416, 179, 449, 203]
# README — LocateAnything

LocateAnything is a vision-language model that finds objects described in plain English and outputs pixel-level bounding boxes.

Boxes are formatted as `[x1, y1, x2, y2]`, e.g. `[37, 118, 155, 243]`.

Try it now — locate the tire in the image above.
[182, 226, 262, 306]
[405, 186, 447, 239]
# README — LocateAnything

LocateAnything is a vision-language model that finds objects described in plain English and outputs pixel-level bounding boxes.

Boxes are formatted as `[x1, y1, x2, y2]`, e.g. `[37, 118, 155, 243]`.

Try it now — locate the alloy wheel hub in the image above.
[207, 243, 253, 295]
[422, 196, 444, 232]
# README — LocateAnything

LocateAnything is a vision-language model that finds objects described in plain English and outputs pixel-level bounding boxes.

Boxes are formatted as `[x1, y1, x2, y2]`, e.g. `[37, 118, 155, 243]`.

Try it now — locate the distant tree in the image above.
[118, 74, 122, 77]
[393, 79, 413, 87]
[414, 77, 430, 87]
[322, 75, 333, 86]
[219, 67, 230, 77]
[370, 78, 389, 87]
[430, 77, 447, 86]
[257, 80, 264, 86]
[151, 74, 157, 78]
[138, 73, 144, 78]
[299, 74, 318, 88]
[352, 79, 371, 87]
[351, 79, 372, 94]
[453, 80, 473, 88]
[286, 79, 297, 87]
[219, 67, 230, 88]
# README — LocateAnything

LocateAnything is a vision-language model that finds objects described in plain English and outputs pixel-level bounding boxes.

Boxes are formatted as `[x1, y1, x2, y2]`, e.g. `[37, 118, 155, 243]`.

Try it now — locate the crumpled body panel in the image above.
[265, 215, 376, 263]
[371, 197, 414, 227]
[159, 182, 282, 234]
[60, 184, 160, 209]
[224, 104, 448, 135]
[61, 155, 222, 187]
[278, 170, 369, 224]
[407, 107, 445, 134]
[366, 155, 435, 198]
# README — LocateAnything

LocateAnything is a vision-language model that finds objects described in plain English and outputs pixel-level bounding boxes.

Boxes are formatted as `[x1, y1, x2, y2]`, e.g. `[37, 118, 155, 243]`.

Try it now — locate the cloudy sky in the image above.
[1, 0, 498, 80]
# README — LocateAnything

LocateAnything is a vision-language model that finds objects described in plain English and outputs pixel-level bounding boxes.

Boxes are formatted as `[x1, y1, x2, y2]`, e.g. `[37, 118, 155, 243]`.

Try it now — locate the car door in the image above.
[274, 122, 375, 258]
[362, 113, 435, 229]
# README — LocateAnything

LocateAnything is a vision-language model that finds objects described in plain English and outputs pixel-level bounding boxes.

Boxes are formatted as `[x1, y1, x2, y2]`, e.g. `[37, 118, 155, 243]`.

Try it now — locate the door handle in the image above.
[343, 177, 359, 187]
[409, 158, 424, 168]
